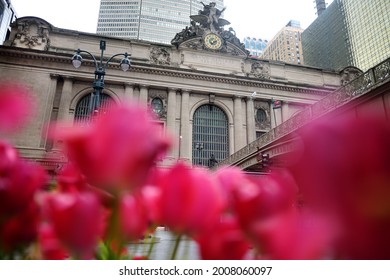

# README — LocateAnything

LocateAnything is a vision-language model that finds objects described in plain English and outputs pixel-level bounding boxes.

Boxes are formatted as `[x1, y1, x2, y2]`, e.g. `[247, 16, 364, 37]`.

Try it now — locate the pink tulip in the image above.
[0, 83, 34, 133]
[38, 223, 68, 260]
[196, 216, 251, 260]
[214, 167, 252, 213]
[45, 191, 103, 259]
[0, 141, 47, 218]
[0, 202, 39, 253]
[53, 103, 171, 191]
[119, 193, 150, 241]
[154, 163, 224, 236]
[288, 114, 390, 259]
[252, 210, 334, 260]
[231, 170, 298, 235]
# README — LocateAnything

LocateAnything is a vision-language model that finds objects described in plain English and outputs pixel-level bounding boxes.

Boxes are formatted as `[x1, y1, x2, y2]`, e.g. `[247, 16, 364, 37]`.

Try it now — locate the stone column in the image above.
[139, 85, 148, 106]
[180, 90, 190, 163]
[167, 88, 177, 161]
[57, 77, 73, 122]
[246, 97, 256, 143]
[124, 83, 134, 102]
[234, 95, 243, 151]
[41, 74, 59, 150]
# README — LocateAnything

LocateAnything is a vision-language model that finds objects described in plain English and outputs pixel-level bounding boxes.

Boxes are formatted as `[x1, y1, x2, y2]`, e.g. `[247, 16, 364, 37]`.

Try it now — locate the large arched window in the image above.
[192, 104, 229, 167]
[74, 93, 113, 123]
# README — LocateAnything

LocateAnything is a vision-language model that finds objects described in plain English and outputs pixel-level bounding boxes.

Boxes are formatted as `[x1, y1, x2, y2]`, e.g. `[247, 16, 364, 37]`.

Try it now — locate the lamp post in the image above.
[71, 40, 131, 114]
[195, 142, 204, 165]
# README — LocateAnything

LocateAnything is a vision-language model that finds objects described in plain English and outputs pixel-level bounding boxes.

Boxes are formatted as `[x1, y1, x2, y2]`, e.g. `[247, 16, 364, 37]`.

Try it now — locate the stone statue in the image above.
[191, 2, 229, 32]
[209, 154, 218, 168]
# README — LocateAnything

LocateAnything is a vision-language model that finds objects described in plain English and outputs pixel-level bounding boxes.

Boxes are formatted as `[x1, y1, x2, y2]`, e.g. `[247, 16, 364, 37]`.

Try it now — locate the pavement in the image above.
[127, 227, 200, 260]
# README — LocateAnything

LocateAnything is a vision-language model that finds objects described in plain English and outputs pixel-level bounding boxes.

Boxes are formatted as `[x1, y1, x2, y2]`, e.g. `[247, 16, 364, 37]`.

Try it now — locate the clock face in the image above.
[204, 33, 223, 50]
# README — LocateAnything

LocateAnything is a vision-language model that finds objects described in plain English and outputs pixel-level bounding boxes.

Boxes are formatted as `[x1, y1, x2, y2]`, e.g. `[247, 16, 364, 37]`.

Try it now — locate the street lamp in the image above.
[195, 142, 204, 165]
[71, 40, 131, 114]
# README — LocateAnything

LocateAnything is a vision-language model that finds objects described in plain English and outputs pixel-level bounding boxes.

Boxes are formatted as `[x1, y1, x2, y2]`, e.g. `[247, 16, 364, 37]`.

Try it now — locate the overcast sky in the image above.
[11, 0, 334, 41]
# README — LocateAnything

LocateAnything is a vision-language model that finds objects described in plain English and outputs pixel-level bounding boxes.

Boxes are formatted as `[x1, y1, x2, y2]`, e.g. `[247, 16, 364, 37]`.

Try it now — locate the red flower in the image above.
[288, 115, 390, 259]
[231, 170, 297, 235]
[38, 223, 68, 260]
[0, 83, 34, 133]
[119, 193, 150, 241]
[252, 210, 334, 260]
[154, 163, 224, 236]
[196, 216, 251, 260]
[0, 202, 39, 253]
[53, 103, 171, 191]
[44, 191, 103, 259]
[214, 167, 252, 213]
[0, 141, 47, 218]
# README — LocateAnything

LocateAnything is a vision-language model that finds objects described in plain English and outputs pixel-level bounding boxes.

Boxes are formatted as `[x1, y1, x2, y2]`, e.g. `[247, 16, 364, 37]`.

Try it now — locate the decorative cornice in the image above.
[0, 48, 334, 96]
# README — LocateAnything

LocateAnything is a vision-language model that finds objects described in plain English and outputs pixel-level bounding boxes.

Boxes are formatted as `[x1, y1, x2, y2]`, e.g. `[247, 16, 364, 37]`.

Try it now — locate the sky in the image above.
[11, 0, 334, 41]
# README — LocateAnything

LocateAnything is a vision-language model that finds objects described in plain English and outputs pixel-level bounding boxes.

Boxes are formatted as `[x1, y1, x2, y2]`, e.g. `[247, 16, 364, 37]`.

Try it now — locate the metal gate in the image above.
[74, 93, 113, 123]
[192, 104, 229, 167]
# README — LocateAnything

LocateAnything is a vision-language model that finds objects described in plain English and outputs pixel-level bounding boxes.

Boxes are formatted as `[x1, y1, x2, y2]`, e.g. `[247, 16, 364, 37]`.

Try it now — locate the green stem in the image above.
[170, 234, 182, 260]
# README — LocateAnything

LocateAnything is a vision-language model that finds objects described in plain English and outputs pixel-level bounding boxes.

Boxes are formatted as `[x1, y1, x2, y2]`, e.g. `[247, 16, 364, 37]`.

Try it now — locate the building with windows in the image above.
[1, 16, 343, 171]
[261, 20, 304, 65]
[303, 0, 390, 71]
[0, 0, 16, 44]
[243, 37, 268, 57]
[96, 0, 224, 44]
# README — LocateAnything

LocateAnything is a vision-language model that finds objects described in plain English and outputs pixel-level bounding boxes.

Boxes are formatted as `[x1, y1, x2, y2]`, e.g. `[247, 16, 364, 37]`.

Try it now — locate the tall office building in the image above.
[303, 0, 390, 71]
[243, 37, 268, 57]
[261, 20, 304, 65]
[96, 0, 224, 44]
[0, 0, 16, 44]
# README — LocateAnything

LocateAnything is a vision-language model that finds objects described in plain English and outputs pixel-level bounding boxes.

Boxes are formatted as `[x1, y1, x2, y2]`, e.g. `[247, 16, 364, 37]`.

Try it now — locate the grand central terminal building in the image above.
[0, 16, 345, 171]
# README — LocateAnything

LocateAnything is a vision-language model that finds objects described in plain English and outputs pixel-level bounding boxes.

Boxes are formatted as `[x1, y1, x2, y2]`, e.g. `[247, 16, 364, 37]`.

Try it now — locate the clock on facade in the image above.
[203, 33, 223, 50]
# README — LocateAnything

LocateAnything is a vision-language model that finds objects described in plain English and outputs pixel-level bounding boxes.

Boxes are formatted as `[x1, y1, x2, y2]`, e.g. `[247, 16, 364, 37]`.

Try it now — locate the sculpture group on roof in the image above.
[171, 2, 246, 53]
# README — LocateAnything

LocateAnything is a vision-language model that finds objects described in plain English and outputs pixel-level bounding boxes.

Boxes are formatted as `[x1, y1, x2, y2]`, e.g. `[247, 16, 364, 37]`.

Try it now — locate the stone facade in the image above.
[0, 17, 342, 170]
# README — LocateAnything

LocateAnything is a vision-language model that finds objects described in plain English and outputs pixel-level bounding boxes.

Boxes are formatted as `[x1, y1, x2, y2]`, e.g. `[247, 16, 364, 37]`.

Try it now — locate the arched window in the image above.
[192, 104, 229, 167]
[74, 93, 114, 123]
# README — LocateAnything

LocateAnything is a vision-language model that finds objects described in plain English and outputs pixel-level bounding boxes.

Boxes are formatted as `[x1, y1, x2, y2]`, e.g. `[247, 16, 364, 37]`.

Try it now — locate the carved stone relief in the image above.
[248, 61, 271, 79]
[12, 18, 51, 51]
[340, 66, 363, 86]
[150, 47, 171, 65]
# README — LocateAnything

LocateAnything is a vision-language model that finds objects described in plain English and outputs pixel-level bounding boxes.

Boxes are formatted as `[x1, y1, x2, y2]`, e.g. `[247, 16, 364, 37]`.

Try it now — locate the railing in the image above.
[217, 57, 390, 168]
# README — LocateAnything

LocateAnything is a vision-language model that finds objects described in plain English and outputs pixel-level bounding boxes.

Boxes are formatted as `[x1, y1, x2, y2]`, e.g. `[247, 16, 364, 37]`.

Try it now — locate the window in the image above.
[151, 97, 163, 115]
[256, 109, 267, 123]
[256, 131, 265, 138]
[75, 93, 113, 123]
[192, 105, 229, 167]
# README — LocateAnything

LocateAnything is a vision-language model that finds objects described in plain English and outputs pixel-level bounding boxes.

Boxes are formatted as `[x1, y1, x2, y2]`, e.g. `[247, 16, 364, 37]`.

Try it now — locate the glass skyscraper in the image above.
[243, 37, 268, 57]
[342, 0, 389, 71]
[303, 0, 390, 71]
[96, 0, 224, 44]
[0, 0, 16, 44]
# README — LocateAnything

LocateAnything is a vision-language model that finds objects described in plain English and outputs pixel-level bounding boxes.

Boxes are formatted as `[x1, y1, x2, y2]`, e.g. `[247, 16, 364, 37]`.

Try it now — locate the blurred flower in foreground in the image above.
[0, 83, 33, 133]
[288, 114, 390, 259]
[43, 191, 103, 259]
[231, 170, 298, 238]
[51, 103, 172, 191]
[154, 163, 224, 236]
[196, 216, 251, 260]
[0, 141, 47, 219]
